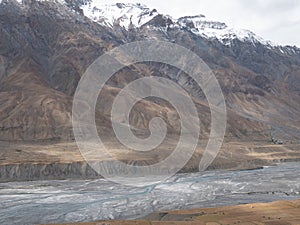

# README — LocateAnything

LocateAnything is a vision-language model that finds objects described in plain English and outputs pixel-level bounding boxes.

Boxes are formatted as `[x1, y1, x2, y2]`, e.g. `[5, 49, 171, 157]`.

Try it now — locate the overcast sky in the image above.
[97, 0, 300, 47]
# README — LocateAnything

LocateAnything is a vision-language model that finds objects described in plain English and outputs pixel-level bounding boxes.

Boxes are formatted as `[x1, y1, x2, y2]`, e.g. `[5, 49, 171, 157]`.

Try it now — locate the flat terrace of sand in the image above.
[45, 199, 300, 225]
[0, 140, 299, 170]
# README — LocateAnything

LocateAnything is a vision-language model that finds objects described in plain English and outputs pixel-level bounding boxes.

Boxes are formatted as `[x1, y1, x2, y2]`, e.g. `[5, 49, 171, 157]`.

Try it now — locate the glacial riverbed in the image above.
[0, 162, 299, 224]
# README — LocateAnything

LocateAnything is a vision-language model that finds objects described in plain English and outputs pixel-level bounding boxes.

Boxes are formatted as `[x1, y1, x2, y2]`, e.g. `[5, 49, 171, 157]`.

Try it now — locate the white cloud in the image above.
[93, 0, 300, 46]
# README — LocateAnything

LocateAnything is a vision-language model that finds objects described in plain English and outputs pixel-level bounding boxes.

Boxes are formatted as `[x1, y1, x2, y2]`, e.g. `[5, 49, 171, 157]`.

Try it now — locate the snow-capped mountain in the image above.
[82, 2, 160, 28]
[81, 2, 274, 46]
[0, 0, 300, 143]
[177, 15, 274, 46]
[0, 0, 277, 46]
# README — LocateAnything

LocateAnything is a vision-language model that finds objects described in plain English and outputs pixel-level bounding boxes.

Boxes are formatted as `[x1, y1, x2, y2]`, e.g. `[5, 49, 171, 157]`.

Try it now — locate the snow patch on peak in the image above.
[81, 2, 159, 28]
[178, 15, 227, 30]
[177, 15, 275, 46]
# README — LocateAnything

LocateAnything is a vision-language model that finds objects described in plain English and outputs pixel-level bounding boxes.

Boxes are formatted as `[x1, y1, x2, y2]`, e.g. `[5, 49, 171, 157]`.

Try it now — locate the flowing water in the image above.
[0, 162, 299, 224]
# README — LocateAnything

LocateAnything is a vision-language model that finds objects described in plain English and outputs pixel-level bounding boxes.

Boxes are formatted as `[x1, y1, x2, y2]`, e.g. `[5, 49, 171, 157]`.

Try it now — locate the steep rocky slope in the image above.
[0, 0, 299, 145]
[0, 0, 116, 140]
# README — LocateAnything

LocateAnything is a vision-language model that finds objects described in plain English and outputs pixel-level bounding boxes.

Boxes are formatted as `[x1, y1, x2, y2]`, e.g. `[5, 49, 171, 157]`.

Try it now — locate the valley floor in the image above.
[47, 198, 300, 225]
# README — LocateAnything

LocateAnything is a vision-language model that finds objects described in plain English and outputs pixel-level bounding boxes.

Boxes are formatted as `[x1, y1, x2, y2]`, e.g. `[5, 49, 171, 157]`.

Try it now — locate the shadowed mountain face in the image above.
[0, 0, 299, 143]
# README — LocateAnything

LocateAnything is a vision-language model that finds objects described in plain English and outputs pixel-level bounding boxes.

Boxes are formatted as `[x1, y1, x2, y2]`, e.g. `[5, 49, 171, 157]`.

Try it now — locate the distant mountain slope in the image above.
[0, 0, 299, 143]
